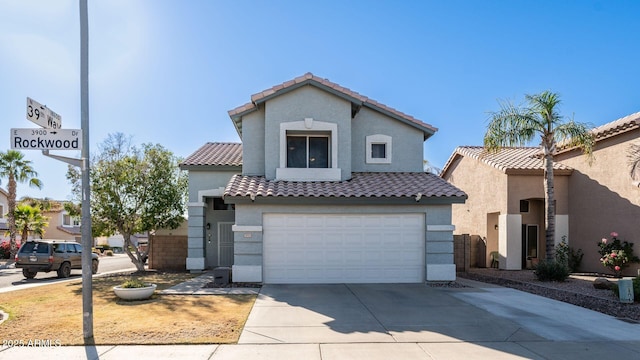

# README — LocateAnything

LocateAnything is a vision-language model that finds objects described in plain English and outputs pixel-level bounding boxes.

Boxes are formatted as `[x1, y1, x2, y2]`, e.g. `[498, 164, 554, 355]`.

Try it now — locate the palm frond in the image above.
[484, 99, 538, 152]
[554, 120, 595, 161]
[628, 142, 640, 181]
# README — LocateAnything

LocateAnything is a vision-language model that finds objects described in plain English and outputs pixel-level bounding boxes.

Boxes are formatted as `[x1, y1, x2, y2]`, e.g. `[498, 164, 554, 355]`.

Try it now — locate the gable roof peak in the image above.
[228, 73, 437, 139]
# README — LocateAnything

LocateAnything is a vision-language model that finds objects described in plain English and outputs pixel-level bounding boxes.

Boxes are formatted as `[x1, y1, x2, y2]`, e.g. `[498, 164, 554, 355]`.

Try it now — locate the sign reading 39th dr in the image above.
[11, 128, 82, 150]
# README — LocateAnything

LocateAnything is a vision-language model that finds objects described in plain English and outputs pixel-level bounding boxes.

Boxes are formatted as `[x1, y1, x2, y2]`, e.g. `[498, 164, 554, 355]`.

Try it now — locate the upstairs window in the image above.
[371, 143, 387, 159]
[277, 118, 340, 181]
[63, 214, 81, 227]
[366, 134, 392, 164]
[287, 135, 329, 168]
[0, 204, 4, 219]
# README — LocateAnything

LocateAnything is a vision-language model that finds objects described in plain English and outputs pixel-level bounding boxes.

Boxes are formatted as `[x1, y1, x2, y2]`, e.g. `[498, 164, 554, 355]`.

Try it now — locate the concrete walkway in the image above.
[1, 274, 639, 359]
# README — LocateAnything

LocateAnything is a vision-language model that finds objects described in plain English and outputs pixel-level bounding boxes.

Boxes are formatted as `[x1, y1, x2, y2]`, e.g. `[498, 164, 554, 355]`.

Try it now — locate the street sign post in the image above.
[26, 97, 62, 129]
[10, 128, 82, 150]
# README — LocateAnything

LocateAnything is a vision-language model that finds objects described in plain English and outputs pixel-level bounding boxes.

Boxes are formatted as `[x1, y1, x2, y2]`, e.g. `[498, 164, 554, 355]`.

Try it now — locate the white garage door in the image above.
[263, 213, 425, 284]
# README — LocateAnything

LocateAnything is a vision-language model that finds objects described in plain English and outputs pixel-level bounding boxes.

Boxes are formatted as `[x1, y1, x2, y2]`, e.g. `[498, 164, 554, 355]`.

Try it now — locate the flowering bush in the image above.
[0, 241, 21, 259]
[0, 241, 10, 259]
[597, 232, 639, 277]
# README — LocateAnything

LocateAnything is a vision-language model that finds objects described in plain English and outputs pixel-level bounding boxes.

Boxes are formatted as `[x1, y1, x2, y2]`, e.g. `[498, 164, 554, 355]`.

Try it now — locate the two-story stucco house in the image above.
[180, 73, 466, 284]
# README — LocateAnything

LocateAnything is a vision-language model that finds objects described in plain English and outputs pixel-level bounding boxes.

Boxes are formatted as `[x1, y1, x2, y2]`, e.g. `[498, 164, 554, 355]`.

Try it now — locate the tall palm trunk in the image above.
[543, 152, 556, 261]
[8, 175, 18, 259]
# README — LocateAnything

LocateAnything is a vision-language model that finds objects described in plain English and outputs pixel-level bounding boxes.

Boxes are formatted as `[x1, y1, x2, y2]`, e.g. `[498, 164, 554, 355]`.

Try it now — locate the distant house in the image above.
[0, 188, 9, 242]
[181, 73, 466, 284]
[441, 112, 640, 276]
[41, 206, 82, 242]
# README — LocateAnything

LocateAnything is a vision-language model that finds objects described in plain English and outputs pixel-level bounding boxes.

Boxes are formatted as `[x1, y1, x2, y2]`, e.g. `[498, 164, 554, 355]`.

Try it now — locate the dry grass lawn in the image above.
[0, 272, 256, 345]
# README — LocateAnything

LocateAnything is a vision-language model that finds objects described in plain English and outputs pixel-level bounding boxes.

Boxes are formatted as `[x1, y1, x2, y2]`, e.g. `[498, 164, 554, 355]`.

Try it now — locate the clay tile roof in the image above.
[228, 72, 437, 138]
[592, 111, 640, 140]
[556, 111, 640, 153]
[445, 146, 573, 174]
[180, 142, 242, 167]
[223, 172, 467, 200]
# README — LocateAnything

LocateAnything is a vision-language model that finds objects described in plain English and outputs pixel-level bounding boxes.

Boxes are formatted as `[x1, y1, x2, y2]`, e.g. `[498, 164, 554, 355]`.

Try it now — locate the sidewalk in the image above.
[0, 259, 14, 270]
[1, 274, 639, 359]
[159, 271, 259, 296]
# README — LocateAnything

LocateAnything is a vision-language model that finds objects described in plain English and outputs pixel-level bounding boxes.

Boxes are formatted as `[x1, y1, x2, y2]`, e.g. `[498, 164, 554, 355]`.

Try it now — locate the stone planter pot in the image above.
[113, 284, 157, 300]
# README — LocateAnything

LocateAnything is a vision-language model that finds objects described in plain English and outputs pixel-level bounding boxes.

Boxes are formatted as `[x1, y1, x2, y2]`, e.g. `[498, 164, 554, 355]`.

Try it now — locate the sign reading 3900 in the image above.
[11, 128, 82, 150]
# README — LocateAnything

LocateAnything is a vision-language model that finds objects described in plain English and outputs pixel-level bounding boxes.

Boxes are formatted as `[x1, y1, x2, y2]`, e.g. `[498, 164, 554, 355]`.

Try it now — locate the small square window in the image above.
[371, 143, 386, 159]
[365, 134, 392, 164]
[520, 200, 530, 213]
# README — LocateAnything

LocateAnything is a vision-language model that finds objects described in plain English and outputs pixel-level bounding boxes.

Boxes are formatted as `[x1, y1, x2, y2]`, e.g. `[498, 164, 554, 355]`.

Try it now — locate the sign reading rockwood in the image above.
[11, 128, 82, 150]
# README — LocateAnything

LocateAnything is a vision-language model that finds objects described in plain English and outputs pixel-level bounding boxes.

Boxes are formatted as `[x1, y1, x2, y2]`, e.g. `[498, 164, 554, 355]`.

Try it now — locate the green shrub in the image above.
[105, 250, 114, 256]
[534, 260, 570, 281]
[611, 276, 640, 302]
[555, 238, 583, 272]
[121, 278, 149, 288]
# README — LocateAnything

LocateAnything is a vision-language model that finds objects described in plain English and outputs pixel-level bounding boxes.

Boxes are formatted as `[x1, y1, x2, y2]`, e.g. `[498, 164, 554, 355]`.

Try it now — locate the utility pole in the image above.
[79, 0, 93, 341]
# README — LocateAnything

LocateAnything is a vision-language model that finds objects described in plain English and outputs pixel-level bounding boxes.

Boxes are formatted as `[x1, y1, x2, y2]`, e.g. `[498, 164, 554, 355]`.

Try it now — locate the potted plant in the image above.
[113, 278, 157, 300]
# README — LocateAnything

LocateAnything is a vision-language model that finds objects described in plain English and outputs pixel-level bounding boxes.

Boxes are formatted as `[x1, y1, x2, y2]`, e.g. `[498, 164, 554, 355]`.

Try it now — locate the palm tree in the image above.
[484, 91, 594, 261]
[14, 204, 49, 241]
[0, 150, 43, 258]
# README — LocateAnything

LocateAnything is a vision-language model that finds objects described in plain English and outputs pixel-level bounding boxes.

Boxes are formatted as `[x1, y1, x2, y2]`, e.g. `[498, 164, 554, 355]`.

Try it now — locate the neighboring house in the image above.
[180, 73, 466, 284]
[441, 111, 640, 276]
[0, 188, 9, 242]
[41, 206, 82, 242]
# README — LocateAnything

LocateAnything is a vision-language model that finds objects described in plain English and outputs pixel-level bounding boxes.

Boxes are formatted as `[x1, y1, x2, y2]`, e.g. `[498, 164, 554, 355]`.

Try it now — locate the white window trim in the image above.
[366, 134, 392, 164]
[61, 211, 81, 227]
[277, 118, 340, 181]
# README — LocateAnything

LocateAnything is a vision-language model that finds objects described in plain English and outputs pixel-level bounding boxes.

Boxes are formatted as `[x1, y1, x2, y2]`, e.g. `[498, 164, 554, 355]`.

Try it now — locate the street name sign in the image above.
[11, 128, 82, 150]
[26, 97, 62, 129]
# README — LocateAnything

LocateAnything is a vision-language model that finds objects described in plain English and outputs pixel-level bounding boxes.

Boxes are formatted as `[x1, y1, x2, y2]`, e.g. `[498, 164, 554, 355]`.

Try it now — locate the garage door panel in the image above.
[263, 213, 425, 284]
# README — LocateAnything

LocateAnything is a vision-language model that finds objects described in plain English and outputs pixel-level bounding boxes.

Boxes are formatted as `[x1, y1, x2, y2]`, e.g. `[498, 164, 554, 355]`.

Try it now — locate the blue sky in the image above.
[1, 0, 639, 201]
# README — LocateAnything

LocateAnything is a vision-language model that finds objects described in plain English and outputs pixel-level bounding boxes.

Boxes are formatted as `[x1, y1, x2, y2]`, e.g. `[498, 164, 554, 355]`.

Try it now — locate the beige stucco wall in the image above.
[443, 153, 572, 268]
[443, 155, 507, 265]
[41, 211, 79, 241]
[556, 129, 640, 275]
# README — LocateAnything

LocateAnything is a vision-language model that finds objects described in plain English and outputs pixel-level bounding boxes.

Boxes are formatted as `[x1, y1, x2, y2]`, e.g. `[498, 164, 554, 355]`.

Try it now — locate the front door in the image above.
[522, 224, 539, 268]
[218, 222, 234, 267]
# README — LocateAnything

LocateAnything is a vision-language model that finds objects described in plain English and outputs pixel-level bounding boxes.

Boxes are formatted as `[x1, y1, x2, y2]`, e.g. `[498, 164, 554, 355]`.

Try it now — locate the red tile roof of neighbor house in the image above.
[443, 146, 574, 175]
[223, 172, 467, 200]
[180, 142, 242, 167]
[227, 72, 438, 138]
[556, 111, 640, 153]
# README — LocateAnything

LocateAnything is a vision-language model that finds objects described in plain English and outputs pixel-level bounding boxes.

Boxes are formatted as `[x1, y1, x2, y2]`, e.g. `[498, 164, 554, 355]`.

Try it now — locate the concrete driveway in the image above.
[240, 283, 543, 344]
[237, 282, 640, 359]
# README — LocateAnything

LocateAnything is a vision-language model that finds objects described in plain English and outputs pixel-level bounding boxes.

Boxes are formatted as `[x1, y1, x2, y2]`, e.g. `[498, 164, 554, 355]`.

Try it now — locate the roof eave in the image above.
[504, 168, 573, 176]
[179, 164, 241, 171]
[224, 194, 467, 205]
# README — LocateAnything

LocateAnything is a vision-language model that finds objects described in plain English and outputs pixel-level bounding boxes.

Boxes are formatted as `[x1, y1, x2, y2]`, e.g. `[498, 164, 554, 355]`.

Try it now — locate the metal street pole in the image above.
[80, 0, 93, 341]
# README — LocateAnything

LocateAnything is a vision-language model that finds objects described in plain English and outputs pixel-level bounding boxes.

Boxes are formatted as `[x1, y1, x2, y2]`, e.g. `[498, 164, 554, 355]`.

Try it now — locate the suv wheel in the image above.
[22, 269, 37, 279]
[91, 259, 99, 274]
[57, 262, 71, 278]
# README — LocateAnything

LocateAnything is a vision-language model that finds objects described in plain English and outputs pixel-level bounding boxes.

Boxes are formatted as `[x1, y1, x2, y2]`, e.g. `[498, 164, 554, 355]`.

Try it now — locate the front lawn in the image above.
[0, 272, 256, 345]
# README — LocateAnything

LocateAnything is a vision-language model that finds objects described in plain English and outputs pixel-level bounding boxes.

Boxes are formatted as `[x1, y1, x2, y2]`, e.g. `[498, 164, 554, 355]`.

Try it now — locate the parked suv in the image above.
[15, 240, 99, 279]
